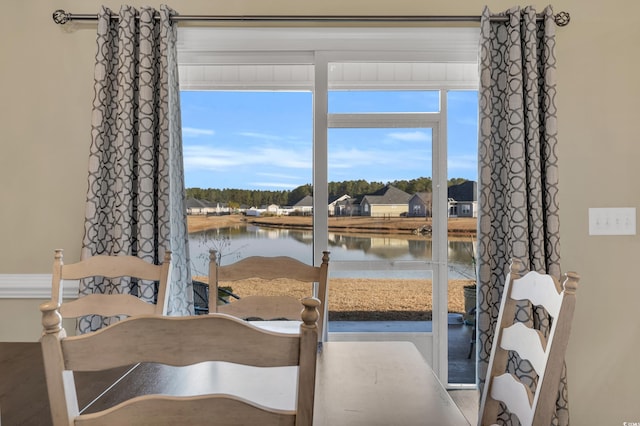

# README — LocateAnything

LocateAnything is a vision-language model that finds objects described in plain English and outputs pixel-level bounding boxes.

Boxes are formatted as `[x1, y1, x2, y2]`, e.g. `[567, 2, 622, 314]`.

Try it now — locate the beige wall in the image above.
[2, 1, 639, 424]
[369, 205, 410, 217]
[0, 299, 76, 341]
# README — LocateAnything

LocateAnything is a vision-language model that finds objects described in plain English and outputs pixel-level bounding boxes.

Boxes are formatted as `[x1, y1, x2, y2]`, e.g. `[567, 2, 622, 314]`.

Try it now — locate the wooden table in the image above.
[0, 342, 134, 425]
[87, 341, 469, 426]
[1, 341, 469, 426]
[313, 342, 469, 425]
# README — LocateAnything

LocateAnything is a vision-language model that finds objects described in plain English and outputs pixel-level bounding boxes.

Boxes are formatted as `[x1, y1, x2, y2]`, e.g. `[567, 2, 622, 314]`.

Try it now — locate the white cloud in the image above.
[453, 117, 478, 127]
[250, 182, 301, 189]
[183, 144, 311, 172]
[448, 154, 478, 171]
[257, 172, 301, 180]
[182, 127, 215, 137]
[183, 146, 239, 168]
[387, 131, 430, 142]
[237, 131, 282, 141]
[330, 146, 429, 168]
[258, 147, 310, 169]
[330, 148, 378, 169]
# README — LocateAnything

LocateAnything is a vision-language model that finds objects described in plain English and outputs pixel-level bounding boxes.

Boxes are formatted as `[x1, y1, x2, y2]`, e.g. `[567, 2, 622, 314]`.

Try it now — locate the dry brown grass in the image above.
[188, 214, 477, 236]
[194, 276, 474, 321]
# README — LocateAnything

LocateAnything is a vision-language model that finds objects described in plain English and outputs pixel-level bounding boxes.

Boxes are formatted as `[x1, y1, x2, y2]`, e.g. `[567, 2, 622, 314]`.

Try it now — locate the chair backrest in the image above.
[209, 250, 330, 341]
[40, 297, 320, 426]
[51, 249, 172, 318]
[478, 258, 580, 426]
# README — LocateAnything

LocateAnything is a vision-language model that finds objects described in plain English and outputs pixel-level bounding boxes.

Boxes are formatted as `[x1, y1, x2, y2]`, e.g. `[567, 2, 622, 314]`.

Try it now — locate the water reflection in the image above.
[328, 234, 423, 260]
[189, 225, 475, 279]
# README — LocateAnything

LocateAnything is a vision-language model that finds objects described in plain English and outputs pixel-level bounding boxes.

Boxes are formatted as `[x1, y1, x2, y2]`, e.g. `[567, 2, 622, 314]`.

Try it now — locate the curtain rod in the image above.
[52, 9, 571, 27]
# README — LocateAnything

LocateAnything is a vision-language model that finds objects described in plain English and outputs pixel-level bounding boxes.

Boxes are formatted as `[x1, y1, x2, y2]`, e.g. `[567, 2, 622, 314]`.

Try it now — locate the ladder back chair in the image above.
[209, 250, 330, 341]
[40, 297, 320, 426]
[478, 258, 580, 426]
[51, 249, 172, 319]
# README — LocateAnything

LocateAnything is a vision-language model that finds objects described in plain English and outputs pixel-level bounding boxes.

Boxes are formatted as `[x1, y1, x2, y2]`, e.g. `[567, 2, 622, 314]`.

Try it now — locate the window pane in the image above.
[182, 91, 312, 190]
[446, 90, 478, 384]
[181, 91, 314, 280]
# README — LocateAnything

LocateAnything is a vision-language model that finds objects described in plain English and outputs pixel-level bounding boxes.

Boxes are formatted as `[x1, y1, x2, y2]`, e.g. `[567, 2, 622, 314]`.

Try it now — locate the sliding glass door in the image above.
[178, 27, 479, 385]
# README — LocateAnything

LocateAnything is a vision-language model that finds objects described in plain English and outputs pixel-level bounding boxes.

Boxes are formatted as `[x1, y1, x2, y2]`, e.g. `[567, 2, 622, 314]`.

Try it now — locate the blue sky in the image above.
[180, 90, 478, 190]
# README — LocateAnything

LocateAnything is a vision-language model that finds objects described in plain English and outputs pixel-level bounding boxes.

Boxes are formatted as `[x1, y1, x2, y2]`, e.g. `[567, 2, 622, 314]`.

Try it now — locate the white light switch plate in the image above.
[588, 207, 636, 236]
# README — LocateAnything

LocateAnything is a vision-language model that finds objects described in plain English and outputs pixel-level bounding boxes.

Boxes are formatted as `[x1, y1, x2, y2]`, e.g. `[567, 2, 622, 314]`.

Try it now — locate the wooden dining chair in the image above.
[51, 249, 172, 319]
[208, 250, 330, 341]
[478, 258, 580, 426]
[40, 297, 320, 426]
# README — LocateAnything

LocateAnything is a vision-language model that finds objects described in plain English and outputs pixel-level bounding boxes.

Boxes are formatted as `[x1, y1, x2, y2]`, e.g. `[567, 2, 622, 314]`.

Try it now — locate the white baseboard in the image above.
[0, 274, 78, 298]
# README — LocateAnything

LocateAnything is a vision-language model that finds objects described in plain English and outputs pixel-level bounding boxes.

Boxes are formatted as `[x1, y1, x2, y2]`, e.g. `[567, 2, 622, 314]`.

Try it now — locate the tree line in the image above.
[186, 177, 469, 208]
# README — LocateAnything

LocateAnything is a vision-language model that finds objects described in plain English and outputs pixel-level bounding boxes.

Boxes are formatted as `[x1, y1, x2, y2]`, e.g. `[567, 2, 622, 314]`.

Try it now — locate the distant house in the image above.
[335, 197, 361, 216]
[292, 195, 313, 215]
[360, 185, 411, 217]
[186, 198, 218, 215]
[185, 198, 204, 215]
[447, 181, 477, 218]
[245, 207, 264, 217]
[408, 191, 432, 217]
[213, 202, 231, 215]
[328, 194, 351, 216]
[266, 204, 280, 214]
[279, 206, 296, 216]
[291, 194, 354, 216]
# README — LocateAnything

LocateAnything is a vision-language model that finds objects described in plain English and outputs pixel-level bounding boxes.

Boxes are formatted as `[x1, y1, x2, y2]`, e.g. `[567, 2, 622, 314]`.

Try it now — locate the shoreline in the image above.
[187, 214, 477, 237]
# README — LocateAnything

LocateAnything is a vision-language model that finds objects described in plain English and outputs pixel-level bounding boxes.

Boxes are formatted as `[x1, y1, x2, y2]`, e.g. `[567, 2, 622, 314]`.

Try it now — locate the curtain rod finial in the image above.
[52, 9, 70, 25]
[555, 11, 570, 27]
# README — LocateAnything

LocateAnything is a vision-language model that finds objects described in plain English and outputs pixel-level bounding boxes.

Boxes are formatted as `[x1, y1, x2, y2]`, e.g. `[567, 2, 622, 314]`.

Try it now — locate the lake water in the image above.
[188, 224, 476, 280]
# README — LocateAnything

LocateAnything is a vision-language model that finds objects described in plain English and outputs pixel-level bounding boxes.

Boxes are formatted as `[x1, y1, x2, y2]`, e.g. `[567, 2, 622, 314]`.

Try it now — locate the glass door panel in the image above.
[445, 90, 479, 385]
[327, 126, 434, 324]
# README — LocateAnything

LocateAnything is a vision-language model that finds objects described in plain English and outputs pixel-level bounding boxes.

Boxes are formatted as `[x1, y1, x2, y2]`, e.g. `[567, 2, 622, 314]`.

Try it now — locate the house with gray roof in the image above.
[447, 181, 477, 218]
[335, 197, 361, 216]
[186, 198, 211, 215]
[408, 191, 432, 217]
[292, 195, 313, 215]
[360, 185, 411, 217]
[186, 198, 229, 216]
[328, 194, 351, 216]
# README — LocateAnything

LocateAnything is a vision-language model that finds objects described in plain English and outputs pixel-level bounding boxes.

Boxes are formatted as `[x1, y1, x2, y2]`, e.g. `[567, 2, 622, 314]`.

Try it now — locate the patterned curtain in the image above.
[80, 5, 193, 333]
[477, 5, 567, 425]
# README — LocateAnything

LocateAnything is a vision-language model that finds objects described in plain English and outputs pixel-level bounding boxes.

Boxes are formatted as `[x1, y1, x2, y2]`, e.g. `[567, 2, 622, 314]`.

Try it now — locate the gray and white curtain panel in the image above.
[477, 5, 567, 425]
[80, 5, 193, 333]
